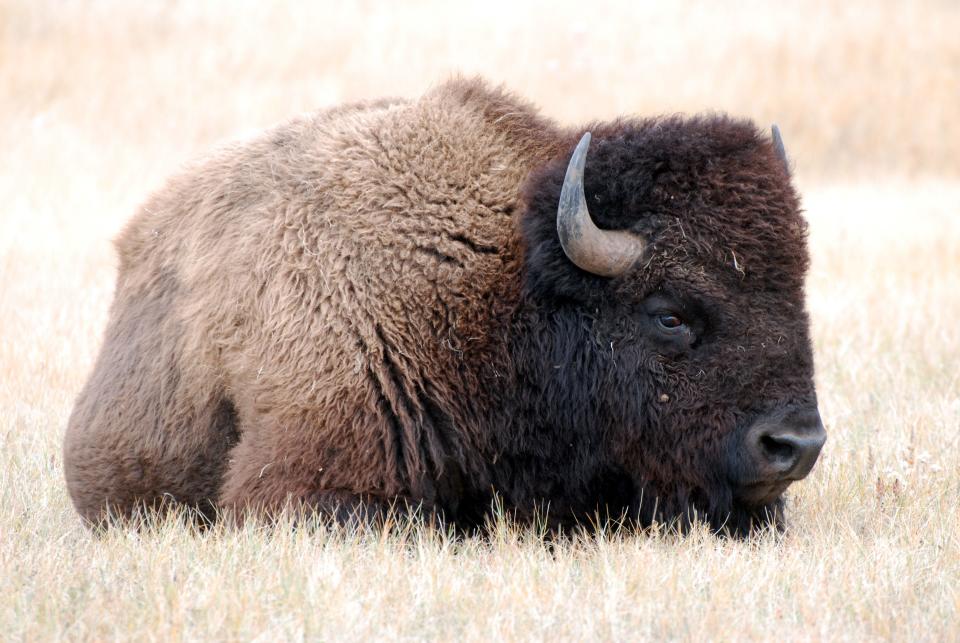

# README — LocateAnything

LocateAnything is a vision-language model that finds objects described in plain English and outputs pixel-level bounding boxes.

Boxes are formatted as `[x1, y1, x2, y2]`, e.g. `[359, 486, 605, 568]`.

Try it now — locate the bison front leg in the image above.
[218, 409, 426, 526]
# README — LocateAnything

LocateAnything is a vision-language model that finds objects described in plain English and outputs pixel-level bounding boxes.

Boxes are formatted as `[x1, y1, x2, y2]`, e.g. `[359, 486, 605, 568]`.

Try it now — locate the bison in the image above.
[64, 77, 825, 536]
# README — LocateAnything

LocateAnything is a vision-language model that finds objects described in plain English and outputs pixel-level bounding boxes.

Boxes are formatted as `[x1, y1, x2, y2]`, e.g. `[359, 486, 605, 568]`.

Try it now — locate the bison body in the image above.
[64, 78, 824, 535]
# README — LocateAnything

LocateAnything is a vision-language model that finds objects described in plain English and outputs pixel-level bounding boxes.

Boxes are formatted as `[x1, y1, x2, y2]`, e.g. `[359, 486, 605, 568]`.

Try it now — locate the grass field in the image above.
[2, 1, 959, 639]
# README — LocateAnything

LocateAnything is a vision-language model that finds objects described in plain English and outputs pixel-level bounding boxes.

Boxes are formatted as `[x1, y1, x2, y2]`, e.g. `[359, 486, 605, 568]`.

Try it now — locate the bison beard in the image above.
[63, 77, 824, 538]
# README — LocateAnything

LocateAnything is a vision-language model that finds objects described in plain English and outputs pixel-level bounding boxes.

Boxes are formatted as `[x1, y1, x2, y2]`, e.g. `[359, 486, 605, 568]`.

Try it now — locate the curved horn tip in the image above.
[575, 131, 592, 153]
[770, 124, 789, 172]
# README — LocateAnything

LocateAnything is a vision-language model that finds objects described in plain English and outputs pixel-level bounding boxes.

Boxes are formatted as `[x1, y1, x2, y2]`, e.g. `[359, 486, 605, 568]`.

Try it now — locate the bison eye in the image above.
[643, 294, 701, 346]
[656, 313, 686, 333]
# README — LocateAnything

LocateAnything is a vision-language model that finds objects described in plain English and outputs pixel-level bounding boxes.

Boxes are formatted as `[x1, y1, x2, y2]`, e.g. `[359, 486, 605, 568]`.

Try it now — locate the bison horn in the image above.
[771, 124, 789, 172]
[556, 132, 646, 278]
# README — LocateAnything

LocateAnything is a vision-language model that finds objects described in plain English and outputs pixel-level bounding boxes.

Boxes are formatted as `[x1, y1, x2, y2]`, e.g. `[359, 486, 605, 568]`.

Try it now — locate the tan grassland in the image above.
[2, 1, 959, 640]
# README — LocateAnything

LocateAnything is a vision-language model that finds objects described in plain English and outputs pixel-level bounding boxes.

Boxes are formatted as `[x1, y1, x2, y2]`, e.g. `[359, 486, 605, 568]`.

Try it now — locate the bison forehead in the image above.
[647, 197, 809, 293]
[582, 115, 808, 290]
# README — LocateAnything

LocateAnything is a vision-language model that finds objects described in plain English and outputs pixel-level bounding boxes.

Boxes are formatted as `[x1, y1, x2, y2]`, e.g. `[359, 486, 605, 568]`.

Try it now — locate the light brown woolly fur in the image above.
[63, 78, 566, 523]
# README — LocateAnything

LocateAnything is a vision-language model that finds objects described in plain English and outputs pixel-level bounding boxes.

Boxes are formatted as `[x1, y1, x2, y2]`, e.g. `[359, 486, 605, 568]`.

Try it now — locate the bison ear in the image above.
[770, 124, 790, 173]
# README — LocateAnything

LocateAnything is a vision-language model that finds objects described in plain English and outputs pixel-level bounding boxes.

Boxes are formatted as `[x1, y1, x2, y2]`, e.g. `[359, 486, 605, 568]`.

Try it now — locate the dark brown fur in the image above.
[64, 78, 818, 535]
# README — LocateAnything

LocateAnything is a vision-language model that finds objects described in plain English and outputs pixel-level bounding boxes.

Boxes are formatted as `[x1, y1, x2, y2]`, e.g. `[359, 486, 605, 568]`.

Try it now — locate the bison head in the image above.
[517, 116, 825, 536]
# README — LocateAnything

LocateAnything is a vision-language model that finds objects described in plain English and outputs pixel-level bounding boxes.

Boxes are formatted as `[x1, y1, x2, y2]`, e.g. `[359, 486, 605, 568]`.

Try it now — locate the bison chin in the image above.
[630, 481, 787, 538]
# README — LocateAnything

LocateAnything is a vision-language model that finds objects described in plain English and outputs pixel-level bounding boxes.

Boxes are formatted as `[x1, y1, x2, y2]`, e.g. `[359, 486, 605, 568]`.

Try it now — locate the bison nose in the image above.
[746, 408, 826, 482]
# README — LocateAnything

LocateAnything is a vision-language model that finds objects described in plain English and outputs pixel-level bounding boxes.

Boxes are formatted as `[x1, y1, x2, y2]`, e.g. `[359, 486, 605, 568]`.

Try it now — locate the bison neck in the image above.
[429, 297, 639, 528]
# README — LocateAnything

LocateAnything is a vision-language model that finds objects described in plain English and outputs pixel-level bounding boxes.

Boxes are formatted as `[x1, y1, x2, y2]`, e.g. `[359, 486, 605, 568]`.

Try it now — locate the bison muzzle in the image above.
[63, 77, 826, 537]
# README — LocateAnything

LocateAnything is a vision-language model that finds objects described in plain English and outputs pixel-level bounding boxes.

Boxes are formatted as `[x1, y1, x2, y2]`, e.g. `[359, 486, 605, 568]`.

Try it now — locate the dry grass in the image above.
[2, 1, 959, 640]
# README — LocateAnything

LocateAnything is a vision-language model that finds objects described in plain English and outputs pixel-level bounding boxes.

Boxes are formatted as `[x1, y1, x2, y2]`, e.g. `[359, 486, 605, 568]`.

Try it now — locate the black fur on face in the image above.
[513, 115, 816, 537]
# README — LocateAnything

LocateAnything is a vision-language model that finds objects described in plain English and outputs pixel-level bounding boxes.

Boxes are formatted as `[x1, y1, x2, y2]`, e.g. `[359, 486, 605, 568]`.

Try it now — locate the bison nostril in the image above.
[745, 417, 826, 482]
[733, 409, 827, 501]
[759, 434, 796, 464]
